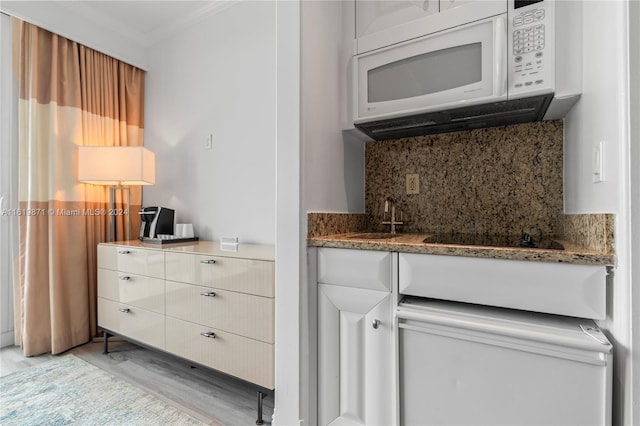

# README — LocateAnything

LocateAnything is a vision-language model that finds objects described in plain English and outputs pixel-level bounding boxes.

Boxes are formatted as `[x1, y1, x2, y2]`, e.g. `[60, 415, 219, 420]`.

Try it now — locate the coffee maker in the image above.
[139, 207, 174, 238]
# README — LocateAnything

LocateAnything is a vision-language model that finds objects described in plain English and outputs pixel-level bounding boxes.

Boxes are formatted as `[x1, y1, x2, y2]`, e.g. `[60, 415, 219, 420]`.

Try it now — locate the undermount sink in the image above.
[345, 232, 397, 240]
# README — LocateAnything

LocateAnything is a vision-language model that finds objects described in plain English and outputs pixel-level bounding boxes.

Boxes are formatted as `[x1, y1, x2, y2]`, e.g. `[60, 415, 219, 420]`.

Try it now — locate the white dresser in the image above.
[97, 241, 275, 392]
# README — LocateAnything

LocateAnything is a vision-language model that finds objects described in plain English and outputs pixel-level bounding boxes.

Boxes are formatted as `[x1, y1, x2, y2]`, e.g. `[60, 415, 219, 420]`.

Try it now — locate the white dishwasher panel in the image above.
[397, 298, 612, 426]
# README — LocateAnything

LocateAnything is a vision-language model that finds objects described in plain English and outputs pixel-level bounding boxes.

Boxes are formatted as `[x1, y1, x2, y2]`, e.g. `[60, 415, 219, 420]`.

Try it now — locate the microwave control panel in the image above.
[508, 0, 554, 97]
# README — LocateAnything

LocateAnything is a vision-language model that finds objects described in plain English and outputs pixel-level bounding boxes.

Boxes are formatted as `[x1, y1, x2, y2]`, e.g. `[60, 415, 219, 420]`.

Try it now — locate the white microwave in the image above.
[353, 0, 582, 140]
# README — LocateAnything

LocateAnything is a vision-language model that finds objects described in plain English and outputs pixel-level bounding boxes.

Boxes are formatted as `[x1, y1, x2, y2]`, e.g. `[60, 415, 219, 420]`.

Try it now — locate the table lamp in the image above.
[78, 146, 155, 241]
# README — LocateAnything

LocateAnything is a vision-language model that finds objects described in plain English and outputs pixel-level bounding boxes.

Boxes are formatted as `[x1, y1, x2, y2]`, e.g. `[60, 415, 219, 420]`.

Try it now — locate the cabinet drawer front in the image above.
[165, 281, 274, 343]
[317, 248, 391, 291]
[98, 298, 164, 350]
[98, 245, 164, 278]
[399, 253, 607, 319]
[165, 252, 274, 297]
[165, 317, 274, 389]
[98, 269, 165, 314]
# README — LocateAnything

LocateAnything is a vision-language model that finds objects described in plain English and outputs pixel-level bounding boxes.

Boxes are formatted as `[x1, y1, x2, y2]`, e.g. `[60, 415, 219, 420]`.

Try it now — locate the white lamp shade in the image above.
[78, 146, 155, 185]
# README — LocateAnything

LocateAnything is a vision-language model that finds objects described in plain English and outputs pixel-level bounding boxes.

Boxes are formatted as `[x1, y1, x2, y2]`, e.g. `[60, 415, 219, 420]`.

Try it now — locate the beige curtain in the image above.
[12, 18, 145, 356]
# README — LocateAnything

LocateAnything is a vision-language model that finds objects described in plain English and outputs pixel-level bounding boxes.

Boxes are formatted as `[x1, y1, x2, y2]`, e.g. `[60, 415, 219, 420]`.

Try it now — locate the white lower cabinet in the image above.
[316, 248, 395, 426]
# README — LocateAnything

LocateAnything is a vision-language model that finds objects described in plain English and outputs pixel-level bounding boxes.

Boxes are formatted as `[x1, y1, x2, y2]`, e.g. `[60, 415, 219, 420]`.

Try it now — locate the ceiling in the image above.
[55, 0, 239, 46]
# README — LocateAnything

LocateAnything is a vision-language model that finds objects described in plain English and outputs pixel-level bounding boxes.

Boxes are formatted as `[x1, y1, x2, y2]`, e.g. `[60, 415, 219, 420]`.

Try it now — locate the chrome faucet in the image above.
[382, 199, 404, 234]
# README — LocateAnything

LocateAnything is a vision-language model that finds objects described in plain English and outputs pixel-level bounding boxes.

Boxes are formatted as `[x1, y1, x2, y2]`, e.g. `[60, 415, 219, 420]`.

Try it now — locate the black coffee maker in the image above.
[139, 207, 174, 238]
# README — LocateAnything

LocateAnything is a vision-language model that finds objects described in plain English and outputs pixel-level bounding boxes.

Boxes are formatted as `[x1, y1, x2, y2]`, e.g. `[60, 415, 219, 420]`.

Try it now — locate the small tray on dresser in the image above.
[140, 236, 199, 245]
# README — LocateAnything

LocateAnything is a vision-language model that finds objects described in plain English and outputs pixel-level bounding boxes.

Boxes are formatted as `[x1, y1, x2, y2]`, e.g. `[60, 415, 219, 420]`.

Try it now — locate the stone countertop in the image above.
[307, 232, 615, 266]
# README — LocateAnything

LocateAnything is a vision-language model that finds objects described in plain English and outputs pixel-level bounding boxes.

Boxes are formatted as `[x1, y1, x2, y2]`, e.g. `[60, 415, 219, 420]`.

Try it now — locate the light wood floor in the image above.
[0, 339, 274, 426]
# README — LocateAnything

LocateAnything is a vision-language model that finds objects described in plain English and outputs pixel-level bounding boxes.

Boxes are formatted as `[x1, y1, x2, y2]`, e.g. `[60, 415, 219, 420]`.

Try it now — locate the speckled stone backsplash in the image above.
[366, 121, 564, 237]
[307, 213, 368, 238]
[560, 213, 615, 253]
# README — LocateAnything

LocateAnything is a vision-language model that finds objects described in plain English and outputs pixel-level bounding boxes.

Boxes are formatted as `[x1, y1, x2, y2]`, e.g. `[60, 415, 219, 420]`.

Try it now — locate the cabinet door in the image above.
[356, 0, 439, 39]
[318, 284, 394, 426]
[440, 0, 473, 12]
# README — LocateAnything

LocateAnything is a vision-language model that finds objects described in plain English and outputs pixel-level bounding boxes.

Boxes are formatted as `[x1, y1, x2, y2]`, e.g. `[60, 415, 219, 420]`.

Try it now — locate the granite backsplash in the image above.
[366, 120, 566, 236]
[308, 120, 614, 253]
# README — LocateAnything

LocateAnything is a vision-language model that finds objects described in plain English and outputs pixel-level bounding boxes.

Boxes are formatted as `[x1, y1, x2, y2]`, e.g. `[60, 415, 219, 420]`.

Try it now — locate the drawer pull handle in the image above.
[200, 331, 216, 339]
[119, 308, 131, 314]
[200, 259, 216, 264]
[118, 250, 131, 254]
[199, 291, 217, 298]
[119, 276, 131, 281]
[372, 319, 381, 329]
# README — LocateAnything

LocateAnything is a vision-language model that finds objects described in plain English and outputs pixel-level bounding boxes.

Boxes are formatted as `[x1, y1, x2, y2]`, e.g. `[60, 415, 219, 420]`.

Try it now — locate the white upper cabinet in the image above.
[354, 0, 506, 54]
[355, 1, 439, 39]
[440, 0, 474, 13]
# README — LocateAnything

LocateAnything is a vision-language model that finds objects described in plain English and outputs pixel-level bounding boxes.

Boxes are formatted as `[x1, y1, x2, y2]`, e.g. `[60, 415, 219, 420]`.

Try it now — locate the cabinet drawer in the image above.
[98, 245, 164, 278]
[399, 253, 607, 319]
[165, 316, 274, 389]
[165, 252, 274, 297]
[317, 248, 391, 291]
[166, 281, 274, 343]
[98, 298, 164, 350]
[98, 269, 165, 314]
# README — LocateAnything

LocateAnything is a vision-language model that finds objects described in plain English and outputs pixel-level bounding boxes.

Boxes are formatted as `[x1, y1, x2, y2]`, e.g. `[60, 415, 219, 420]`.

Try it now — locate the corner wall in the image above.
[563, 2, 635, 424]
[143, 1, 276, 245]
[302, 0, 364, 215]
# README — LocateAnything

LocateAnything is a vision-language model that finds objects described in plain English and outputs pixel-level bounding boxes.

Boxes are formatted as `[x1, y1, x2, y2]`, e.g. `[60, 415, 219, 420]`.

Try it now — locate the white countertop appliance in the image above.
[397, 297, 612, 426]
[353, 0, 582, 139]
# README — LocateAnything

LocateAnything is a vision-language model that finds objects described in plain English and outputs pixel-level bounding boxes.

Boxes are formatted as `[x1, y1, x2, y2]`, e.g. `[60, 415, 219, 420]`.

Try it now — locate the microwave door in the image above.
[355, 15, 507, 123]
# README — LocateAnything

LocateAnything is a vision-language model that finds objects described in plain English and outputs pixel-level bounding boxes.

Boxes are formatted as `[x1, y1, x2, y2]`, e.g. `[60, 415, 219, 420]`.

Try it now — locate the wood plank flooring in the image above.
[0, 340, 274, 425]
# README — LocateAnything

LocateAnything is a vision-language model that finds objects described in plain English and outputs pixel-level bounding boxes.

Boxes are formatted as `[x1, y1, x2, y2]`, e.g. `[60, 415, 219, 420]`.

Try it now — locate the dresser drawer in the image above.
[98, 297, 164, 350]
[165, 316, 274, 389]
[165, 252, 274, 297]
[98, 245, 164, 278]
[165, 281, 274, 343]
[98, 269, 165, 314]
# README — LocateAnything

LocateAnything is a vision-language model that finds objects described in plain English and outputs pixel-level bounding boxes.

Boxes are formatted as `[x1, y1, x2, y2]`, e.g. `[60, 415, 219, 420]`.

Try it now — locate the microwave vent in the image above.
[356, 94, 553, 140]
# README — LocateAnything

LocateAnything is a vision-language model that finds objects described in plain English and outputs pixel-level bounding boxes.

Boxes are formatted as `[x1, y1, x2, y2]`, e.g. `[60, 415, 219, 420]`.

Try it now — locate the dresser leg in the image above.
[256, 391, 266, 425]
[103, 331, 110, 354]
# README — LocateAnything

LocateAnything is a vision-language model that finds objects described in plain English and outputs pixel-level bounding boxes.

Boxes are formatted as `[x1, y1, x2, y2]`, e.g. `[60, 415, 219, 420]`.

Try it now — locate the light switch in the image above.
[205, 134, 213, 150]
[593, 141, 604, 183]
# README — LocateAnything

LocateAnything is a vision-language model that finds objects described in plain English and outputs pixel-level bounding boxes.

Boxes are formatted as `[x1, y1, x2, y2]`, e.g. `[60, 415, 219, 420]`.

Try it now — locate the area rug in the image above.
[0, 354, 206, 425]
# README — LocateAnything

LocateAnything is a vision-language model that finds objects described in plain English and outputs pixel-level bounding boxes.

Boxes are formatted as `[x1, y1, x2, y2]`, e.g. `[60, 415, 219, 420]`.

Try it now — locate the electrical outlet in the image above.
[406, 174, 420, 195]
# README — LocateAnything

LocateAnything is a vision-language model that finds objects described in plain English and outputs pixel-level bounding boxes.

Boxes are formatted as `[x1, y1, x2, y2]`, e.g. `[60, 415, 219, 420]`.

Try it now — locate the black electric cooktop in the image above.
[422, 233, 564, 250]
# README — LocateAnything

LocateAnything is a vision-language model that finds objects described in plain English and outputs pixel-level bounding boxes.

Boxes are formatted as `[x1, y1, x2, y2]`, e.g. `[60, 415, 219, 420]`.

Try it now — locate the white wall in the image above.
[627, 2, 639, 424]
[143, 1, 276, 245]
[275, 2, 302, 423]
[564, 2, 626, 214]
[299, 1, 365, 424]
[564, 2, 636, 425]
[302, 0, 365, 215]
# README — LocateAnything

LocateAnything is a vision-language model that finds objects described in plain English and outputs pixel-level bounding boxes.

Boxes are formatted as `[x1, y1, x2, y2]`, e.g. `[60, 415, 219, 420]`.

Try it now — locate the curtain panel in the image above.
[12, 18, 145, 356]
